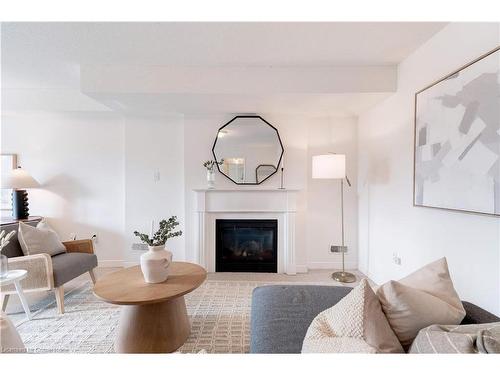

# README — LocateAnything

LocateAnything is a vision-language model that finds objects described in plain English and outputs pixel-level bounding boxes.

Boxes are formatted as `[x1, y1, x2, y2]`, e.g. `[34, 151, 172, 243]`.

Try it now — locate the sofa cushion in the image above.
[302, 279, 403, 353]
[51, 252, 97, 287]
[250, 284, 352, 353]
[376, 257, 466, 349]
[462, 301, 500, 325]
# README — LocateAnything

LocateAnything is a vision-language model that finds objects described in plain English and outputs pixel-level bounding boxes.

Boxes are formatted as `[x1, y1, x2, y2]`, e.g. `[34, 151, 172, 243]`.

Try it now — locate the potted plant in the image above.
[134, 216, 182, 283]
[203, 160, 223, 189]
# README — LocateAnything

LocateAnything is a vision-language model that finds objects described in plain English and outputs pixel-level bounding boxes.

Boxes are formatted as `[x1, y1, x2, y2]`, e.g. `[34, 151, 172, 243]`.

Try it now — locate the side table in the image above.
[0, 269, 32, 320]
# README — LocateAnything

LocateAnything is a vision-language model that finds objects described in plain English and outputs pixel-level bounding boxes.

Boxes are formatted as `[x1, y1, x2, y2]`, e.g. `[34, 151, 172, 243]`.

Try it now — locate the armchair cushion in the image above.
[51, 252, 97, 287]
[18, 220, 66, 257]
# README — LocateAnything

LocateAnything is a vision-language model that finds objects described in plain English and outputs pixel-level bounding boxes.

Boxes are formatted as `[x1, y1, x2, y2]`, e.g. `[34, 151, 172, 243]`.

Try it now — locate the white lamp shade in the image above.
[312, 154, 346, 179]
[1, 167, 40, 189]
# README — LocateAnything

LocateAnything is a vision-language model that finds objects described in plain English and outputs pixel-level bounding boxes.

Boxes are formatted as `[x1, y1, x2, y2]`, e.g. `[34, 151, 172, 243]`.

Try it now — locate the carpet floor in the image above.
[12, 275, 350, 353]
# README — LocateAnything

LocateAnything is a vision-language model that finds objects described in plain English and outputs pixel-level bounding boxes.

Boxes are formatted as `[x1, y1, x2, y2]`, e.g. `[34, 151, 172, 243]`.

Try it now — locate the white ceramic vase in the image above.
[207, 169, 216, 189]
[140, 245, 173, 283]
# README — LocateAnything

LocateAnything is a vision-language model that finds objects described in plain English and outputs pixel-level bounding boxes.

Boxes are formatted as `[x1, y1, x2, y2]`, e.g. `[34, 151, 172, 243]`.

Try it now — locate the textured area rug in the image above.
[12, 279, 332, 353]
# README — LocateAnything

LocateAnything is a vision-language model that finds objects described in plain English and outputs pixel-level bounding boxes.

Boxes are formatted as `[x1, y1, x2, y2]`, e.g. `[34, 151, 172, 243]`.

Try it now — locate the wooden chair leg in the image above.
[1, 294, 10, 312]
[89, 269, 97, 285]
[55, 286, 64, 314]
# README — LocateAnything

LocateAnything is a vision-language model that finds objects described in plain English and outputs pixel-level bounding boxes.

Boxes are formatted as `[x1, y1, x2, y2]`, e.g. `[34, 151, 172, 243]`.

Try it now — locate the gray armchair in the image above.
[0, 219, 97, 314]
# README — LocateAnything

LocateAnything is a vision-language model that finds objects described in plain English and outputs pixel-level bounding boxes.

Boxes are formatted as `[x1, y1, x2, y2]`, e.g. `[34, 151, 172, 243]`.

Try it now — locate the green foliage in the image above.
[133, 216, 182, 246]
[203, 159, 223, 171]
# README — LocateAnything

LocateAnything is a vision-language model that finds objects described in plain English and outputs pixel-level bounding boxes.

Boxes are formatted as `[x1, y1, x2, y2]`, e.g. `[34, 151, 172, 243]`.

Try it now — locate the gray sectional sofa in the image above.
[250, 284, 500, 353]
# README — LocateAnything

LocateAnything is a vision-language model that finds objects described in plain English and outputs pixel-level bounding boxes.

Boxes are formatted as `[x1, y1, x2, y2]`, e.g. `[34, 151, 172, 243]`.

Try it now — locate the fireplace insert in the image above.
[216, 219, 278, 272]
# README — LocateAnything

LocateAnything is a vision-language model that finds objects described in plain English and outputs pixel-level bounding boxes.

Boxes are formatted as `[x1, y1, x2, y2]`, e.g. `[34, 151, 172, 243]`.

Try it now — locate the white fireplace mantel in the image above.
[193, 188, 299, 274]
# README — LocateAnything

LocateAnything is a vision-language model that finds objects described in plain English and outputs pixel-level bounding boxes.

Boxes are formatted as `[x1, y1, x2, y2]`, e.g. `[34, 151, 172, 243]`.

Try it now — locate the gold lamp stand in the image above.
[331, 178, 356, 283]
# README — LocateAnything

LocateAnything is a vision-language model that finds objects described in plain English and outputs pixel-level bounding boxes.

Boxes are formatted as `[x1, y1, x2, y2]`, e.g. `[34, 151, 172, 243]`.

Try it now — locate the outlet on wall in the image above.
[154, 170, 161, 182]
[392, 252, 402, 266]
[132, 243, 148, 251]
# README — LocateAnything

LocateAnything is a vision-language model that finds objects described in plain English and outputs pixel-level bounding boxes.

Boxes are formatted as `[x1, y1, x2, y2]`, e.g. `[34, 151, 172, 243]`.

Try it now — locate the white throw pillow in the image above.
[0, 311, 26, 353]
[376, 257, 466, 349]
[302, 279, 404, 353]
[18, 219, 66, 256]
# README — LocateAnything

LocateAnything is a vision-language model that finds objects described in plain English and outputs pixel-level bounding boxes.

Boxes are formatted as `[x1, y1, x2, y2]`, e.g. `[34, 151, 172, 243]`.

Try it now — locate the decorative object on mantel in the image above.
[212, 115, 284, 185]
[1, 166, 40, 220]
[0, 230, 16, 278]
[414, 46, 500, 216]
[203, 160, 223, 189]
[278, 158, 285, 189]
[134, 216, 182, 283]
[312, 154, 356, 283]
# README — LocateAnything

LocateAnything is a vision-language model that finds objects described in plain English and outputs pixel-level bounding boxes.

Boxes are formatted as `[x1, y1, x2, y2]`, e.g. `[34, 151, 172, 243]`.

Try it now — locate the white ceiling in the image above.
[1, 22, 447, 116]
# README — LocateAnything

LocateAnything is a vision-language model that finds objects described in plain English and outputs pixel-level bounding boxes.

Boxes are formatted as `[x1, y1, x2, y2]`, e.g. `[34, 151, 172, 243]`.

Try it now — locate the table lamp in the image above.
[312, 154, 356, 283]
[1, 166, 40, 220]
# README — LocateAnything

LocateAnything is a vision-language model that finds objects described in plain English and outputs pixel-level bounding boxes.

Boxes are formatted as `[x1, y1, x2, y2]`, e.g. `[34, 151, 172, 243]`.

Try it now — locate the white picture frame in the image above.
[1, 154, 18, 211]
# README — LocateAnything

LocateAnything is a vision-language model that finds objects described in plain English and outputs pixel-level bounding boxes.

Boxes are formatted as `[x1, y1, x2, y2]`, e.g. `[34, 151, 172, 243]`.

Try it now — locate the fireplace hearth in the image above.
[216, 219, 278, 273]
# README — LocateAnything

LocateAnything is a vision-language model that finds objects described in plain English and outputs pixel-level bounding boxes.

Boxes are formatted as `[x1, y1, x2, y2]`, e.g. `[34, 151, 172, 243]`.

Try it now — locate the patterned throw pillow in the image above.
[18, 219, 66, 256]
[376, 258, 466, 349]
[302, 279, 404, 353]
[409, 323, 500, 354]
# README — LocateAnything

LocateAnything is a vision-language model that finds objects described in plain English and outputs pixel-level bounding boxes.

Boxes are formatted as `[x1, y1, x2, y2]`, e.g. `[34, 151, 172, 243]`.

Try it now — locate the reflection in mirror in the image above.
[212, 116, 284, 185]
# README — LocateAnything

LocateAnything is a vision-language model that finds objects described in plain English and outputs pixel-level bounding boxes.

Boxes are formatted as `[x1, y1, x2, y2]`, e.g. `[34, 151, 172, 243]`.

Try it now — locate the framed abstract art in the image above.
[413, 46, 500, 216]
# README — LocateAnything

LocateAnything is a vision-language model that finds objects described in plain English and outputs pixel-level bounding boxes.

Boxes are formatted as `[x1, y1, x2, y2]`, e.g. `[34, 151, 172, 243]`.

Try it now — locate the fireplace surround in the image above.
[193, 188, 298, 274]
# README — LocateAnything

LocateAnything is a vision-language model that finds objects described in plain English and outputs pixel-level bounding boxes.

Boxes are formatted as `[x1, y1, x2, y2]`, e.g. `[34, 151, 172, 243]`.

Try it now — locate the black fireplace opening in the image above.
[216, 219, 278, 273]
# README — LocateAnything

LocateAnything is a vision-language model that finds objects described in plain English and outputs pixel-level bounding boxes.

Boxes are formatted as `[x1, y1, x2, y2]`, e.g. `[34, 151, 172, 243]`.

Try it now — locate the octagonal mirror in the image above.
[212, 116, 284, 185]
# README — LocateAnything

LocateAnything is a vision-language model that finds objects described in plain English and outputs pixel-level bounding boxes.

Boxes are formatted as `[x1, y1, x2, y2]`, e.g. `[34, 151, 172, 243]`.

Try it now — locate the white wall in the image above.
[124, 115, 185, 265]
[183, 113, 359, 271]
[358, 23, 500, 314]
[307, 116, 358, 269]
[0, 112, 187, 267]
[0, 112, 126, 264]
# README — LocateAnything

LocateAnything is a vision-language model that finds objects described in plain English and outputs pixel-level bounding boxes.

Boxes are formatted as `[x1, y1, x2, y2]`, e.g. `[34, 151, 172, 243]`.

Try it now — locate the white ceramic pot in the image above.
[207, 169, 215, 189]
[140, 245, 173, 283]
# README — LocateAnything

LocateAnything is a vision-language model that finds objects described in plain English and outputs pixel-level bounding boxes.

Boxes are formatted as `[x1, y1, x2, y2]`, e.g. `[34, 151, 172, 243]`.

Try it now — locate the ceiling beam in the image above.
[81, 65, 397, 95]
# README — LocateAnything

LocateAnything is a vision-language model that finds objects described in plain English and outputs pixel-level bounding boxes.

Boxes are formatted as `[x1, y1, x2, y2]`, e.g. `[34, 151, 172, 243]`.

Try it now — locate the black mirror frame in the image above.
[211, 115, 284, 185]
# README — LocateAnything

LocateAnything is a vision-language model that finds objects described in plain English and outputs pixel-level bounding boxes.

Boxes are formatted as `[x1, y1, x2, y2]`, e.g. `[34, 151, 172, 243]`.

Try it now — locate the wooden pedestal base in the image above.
[115, 296, 190, 353]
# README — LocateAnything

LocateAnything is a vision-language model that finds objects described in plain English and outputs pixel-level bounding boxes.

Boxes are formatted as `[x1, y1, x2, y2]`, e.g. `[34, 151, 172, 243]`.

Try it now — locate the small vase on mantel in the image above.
[207, 169, 216, 189]
[140, 245, 173, 283]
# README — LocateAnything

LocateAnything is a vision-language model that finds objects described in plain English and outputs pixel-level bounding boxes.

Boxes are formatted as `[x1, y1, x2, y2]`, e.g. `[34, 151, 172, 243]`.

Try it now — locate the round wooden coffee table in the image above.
[93, 262, 206, 353]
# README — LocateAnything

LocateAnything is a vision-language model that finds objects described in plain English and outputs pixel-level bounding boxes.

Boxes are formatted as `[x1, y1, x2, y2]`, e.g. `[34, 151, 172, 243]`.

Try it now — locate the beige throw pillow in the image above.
[0, 311, 26, 353]
[18, 219, 66, 256]
[376, 257, 465, 349]
[302, 279, 404, 353]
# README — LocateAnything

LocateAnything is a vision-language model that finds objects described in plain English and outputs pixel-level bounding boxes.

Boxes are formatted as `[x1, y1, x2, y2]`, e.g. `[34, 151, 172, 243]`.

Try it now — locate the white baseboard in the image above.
[98, 260, 140, 268]
[295, 265, 309, 273]
[307, 261, 358, 270]
[123, 261, 139, 268]
[98, 260, 124, 268]
[98, 261, 354, 273]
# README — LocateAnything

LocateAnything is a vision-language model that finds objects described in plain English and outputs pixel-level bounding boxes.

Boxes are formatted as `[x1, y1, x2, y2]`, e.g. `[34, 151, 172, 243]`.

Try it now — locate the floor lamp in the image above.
[312, 154, 356, 283]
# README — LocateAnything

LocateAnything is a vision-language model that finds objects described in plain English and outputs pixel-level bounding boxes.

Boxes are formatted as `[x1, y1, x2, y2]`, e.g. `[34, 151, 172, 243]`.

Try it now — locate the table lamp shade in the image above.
[312, 154, 346, 179]
[1, 167, 40, 189]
